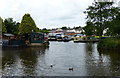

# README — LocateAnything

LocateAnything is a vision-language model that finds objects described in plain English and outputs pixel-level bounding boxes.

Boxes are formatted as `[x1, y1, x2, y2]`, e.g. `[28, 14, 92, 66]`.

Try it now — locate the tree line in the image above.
[0, 13, 84, 36]
[0, 14, 42, 36]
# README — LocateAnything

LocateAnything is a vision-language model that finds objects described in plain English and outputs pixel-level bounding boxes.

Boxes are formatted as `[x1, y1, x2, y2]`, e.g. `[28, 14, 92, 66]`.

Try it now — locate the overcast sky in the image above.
[0, 0, 119, 29]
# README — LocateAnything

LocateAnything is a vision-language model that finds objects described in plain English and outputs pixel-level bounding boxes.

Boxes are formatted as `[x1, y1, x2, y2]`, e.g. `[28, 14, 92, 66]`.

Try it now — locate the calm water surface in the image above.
[2, 41, 120, 76]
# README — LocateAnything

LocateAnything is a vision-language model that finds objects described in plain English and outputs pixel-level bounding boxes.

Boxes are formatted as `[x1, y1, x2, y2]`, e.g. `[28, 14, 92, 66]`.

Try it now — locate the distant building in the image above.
[49, 28, 63, 33]
[55, 28, 63, 33]
[74, 28, 84, 33]
[64, 30, 75, 36]
[49, 28, 84, 36]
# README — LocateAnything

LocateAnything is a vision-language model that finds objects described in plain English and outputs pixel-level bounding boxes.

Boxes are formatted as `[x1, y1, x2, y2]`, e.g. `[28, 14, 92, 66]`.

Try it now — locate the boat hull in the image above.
[74, 40, 99, 43]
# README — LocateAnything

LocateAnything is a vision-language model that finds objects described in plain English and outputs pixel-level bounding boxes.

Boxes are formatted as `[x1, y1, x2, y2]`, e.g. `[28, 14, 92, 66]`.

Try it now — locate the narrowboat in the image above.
[28, 32, 49, 47]
[48, 33, 57, 41]
[56, 33, 64, 41]
[2, 32, 49, 48]
[63, 35, 70, 42]
[2, 33, 27, 48]
[73, 36, 99, 43]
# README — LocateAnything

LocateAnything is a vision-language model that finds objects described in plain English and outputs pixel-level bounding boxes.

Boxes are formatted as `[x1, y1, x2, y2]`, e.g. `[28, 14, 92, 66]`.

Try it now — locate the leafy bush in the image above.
[98, 38, 120, 49]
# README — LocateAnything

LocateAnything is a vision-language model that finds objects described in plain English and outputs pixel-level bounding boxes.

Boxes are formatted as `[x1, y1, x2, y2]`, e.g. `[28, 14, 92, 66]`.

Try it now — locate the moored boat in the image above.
[73, 36, 99, 43]
[63, 35, 70, 42]
[2, 39, 27, 48]
[48, 33, 57, 41]
[74, 40, 99, 43]
[2, 32, 49, 48]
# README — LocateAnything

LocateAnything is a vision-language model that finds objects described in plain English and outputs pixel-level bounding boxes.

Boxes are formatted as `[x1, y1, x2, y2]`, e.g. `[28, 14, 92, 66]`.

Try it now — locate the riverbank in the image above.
[97, 38, 120, 50]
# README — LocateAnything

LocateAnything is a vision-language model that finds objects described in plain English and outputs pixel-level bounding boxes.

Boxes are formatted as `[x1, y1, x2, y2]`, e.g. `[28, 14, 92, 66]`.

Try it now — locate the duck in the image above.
[69, 67, 73, 71]
[50, 64, 53, 68]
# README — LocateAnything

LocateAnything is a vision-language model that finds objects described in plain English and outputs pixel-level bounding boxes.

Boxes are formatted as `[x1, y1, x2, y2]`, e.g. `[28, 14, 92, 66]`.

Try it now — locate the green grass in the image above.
[97, 38, 120, 50]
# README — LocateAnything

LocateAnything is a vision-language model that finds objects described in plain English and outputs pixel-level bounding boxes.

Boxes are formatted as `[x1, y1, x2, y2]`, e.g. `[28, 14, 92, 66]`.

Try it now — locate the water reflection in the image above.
[84, 43, 111, 76]
[2, 42, 120, 76]
[84, 43, 120, 76]
[98, 49, 120, 76]
[2, 47, 48, 76]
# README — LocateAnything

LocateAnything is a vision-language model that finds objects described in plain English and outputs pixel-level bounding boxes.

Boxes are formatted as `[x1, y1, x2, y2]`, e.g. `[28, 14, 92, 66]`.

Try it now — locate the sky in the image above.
[0, 0, 120, 29]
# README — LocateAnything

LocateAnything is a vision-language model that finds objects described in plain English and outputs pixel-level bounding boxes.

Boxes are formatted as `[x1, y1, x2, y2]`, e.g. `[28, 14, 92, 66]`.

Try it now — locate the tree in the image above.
[38, 28, 49, 33]
[0, 17, 2, 34]
[0, 17, 7, 33]
[42, 28, 47, 30]
[109, 12, 120, 36]
[19, 13, 38, 35]
[14, 22, 20, 34]
[4, 18, 19, 34]
[61, 26, 68, 30]
[84, 1, 119, 38]
[83, 22, 95, 36]
[73, 26, 82, 29]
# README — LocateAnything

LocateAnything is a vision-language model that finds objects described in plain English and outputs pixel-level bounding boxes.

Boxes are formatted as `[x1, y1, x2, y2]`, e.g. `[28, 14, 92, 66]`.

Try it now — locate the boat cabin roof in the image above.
[3, 33, 15, 37]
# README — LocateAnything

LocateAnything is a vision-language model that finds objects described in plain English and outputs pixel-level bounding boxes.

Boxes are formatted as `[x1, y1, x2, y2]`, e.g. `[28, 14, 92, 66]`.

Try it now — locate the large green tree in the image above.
[0, 17, 7, 33]
[4, 18, 19, 34]
[83, 22, 95, 36]
[19, 14, 38, 35]
[109, 12, 120, 36]
[84, 1, 119, 38]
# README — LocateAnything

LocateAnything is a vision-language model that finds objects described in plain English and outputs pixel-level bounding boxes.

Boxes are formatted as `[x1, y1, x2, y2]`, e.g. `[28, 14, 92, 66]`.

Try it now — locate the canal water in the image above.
[2, 41, 120, 76]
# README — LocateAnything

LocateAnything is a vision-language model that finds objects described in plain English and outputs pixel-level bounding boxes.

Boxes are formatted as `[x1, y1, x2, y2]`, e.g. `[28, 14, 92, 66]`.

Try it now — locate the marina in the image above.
[1, 0, 120, 77]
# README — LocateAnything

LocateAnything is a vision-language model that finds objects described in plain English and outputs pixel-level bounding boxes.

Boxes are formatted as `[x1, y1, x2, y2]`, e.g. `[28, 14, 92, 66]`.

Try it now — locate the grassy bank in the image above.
[97, 38, 120, 50]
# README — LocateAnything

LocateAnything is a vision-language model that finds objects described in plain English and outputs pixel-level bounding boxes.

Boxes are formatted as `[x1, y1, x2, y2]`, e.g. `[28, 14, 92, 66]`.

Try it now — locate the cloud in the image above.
[0, 0, 94, 29]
